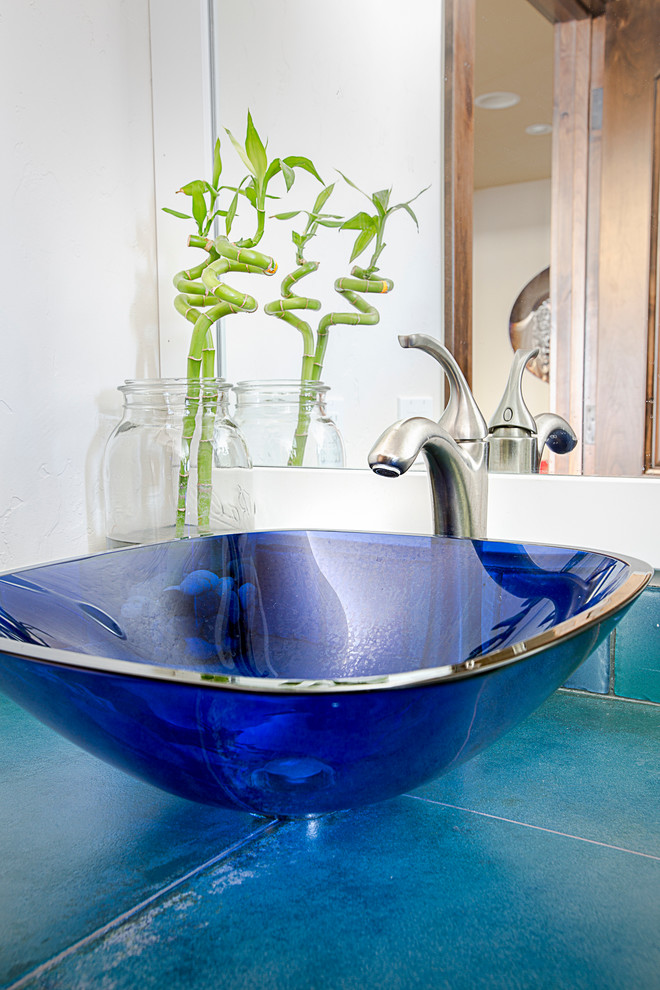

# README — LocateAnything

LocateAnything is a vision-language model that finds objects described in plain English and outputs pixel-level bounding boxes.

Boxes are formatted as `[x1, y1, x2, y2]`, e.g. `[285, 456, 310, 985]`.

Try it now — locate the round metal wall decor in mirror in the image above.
[509, 267, 550, 382]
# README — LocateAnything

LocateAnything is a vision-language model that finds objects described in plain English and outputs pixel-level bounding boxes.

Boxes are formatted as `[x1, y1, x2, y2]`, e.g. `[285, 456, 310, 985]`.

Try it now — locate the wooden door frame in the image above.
[647, 77, 660, 472]
[443, 0, 475, 386]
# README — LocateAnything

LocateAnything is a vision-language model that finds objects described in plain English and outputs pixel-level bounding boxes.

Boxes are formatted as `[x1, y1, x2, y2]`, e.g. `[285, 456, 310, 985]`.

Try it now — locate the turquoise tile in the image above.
[412, 692, 660, 856]
[14, 798, 660, 990]
[614, 585, 660, 702]
[0, 695, 264, 987]
[562, 636, 610, 693]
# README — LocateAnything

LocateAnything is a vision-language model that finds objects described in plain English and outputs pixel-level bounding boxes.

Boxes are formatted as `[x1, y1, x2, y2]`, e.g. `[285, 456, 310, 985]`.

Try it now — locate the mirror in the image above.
[205, 0, 444, 469]
[154, 0, 659, 477]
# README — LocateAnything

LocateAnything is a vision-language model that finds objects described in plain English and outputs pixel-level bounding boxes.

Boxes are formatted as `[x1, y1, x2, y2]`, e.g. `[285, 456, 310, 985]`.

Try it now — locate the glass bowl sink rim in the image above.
[0, 530, 652, 695]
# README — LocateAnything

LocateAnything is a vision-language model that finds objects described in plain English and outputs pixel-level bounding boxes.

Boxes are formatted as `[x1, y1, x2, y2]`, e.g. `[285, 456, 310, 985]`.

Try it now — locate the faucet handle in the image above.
[488, 348, 538, 434]
[398, 333, 487, 442]
[534, 412, 578, 457]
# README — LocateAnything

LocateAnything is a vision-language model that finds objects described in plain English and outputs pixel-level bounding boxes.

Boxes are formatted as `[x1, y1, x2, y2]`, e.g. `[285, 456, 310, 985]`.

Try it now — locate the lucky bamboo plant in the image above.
[164, 111, 323, 535]
[266, 173, 426, 464]
[165, 111, 426, 525]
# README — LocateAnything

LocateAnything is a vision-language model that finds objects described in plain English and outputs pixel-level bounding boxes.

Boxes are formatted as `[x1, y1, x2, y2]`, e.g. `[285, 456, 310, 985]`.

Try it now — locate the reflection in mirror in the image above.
[472, 0, 554, 442]
[467, 0, 660, 479]
[209, 0, 443, 469]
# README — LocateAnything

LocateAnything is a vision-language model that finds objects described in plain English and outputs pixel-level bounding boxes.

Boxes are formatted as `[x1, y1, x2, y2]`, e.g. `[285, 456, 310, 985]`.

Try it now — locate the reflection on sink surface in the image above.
[0, 531, 651, 818]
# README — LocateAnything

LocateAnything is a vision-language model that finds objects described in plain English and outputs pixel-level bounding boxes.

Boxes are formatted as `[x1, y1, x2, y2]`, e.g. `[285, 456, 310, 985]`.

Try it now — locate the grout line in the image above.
[405, 794, 660, 861]
[3, 819, 281, 990]
[609, 629, 617, 695]
[557, 685, 660, 707]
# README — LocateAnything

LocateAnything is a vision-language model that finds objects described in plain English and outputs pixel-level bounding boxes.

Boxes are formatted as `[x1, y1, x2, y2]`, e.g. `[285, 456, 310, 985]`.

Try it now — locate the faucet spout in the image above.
[369, 417, 488, 539]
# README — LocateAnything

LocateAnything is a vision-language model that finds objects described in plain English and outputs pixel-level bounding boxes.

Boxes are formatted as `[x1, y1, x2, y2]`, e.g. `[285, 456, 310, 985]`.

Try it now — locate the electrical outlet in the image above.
[397, 396, 434, 420]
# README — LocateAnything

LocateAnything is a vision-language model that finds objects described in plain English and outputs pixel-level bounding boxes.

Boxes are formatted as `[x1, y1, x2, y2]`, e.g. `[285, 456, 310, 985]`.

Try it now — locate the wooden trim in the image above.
[593, 0, 657, 475]
[443, 0, 474, 386]
[550, 17, 593, 474]
[646, 75, 660, 470]
[581, 16, 605, 476]
[528, 0, 604, 24]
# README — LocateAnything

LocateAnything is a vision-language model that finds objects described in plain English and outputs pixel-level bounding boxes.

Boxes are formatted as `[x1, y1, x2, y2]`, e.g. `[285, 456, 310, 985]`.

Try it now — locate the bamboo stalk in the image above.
[174, 236, 277, 536]
[264, 260, 323, 465]
[313, 266, 394, 380]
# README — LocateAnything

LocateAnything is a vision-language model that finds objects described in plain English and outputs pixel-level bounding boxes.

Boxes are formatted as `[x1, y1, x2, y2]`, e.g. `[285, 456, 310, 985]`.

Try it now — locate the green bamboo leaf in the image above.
[292, 231, 304, 247]
[204, 207, 229, 235]
[264, 158, 282, 185]
[390, 184, 430, 224]
[312, 183, 335, 214]
[373, 188, 391, 214]
[350, 228, 376, 262]
[280, 161, 295, 191]
[180, 179, 208, 196]
[337, 169, 368, 198]
[245, 111, 268, 181]
[391, 202, 420, 230]
[244, 183, 256, 208]
[317, 218, 344, 228]
[225, 126, 255, 175]
[409, 184, 431, 203]
[342, 211, 376, 231]
[226, 190, 239, 235]
[212, 138, 222, 188]
[162, 207, 192, 220]
[191, 189, 207, 232]
[272, 210, 301, 220]
[283, 156, 323, 183]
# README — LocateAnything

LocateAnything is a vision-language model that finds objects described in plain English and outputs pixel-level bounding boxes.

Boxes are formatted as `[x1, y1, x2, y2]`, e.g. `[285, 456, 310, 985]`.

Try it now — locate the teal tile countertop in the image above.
[1, 689, 658, 990]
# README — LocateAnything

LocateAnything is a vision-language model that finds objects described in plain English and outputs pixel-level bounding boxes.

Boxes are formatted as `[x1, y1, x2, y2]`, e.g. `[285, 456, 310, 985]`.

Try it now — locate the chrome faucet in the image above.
[369, 334, 489, 538]
[368, 335, 577, 538]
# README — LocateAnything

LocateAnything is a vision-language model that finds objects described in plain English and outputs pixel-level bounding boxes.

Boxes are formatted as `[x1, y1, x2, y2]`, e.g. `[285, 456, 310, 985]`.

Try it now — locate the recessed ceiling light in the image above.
[526, 123, 553, 136]
[475, 91, 520, 110]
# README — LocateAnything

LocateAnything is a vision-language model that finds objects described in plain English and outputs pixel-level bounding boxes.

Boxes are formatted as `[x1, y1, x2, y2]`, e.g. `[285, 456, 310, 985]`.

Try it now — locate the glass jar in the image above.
[103, 379, 254, 547]
[232, 381, 345, 468]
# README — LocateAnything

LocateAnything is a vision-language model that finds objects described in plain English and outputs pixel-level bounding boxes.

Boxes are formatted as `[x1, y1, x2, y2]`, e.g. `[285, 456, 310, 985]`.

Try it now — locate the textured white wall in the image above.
[1, 0, 159, 569]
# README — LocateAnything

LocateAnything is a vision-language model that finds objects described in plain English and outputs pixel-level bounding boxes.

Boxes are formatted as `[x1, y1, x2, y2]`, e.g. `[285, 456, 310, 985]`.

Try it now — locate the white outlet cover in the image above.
[397, 396, 434, 420]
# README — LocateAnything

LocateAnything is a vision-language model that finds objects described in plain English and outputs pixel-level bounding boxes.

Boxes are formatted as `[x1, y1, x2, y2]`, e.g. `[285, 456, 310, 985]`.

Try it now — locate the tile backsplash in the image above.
[563, 578, 660, 704]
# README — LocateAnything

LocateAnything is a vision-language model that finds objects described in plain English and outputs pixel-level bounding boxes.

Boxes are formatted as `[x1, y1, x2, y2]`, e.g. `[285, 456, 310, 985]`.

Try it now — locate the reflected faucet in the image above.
[368, 334, 577, 539]
[487, 347, 577, 473]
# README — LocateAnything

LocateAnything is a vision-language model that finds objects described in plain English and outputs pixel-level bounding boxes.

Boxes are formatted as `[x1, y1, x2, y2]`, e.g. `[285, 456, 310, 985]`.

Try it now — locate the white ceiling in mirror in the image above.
[474, 0, 554, 189]
[201, 0, 443, 469]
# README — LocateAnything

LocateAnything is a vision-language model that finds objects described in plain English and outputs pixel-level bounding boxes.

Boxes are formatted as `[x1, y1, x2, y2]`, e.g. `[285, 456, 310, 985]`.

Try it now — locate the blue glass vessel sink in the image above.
[0, 531, 651, 818]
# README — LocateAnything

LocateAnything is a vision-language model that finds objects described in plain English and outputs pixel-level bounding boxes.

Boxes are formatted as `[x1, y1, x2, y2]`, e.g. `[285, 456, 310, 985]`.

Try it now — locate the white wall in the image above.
[1, 0, 159, 569]
[473, 179, 551, 421]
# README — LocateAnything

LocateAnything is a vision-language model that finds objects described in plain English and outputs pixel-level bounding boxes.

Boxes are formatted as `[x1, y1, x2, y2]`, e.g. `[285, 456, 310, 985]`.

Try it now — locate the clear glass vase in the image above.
[232, 381, 345, 467]
[103, 379, 254, 547]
